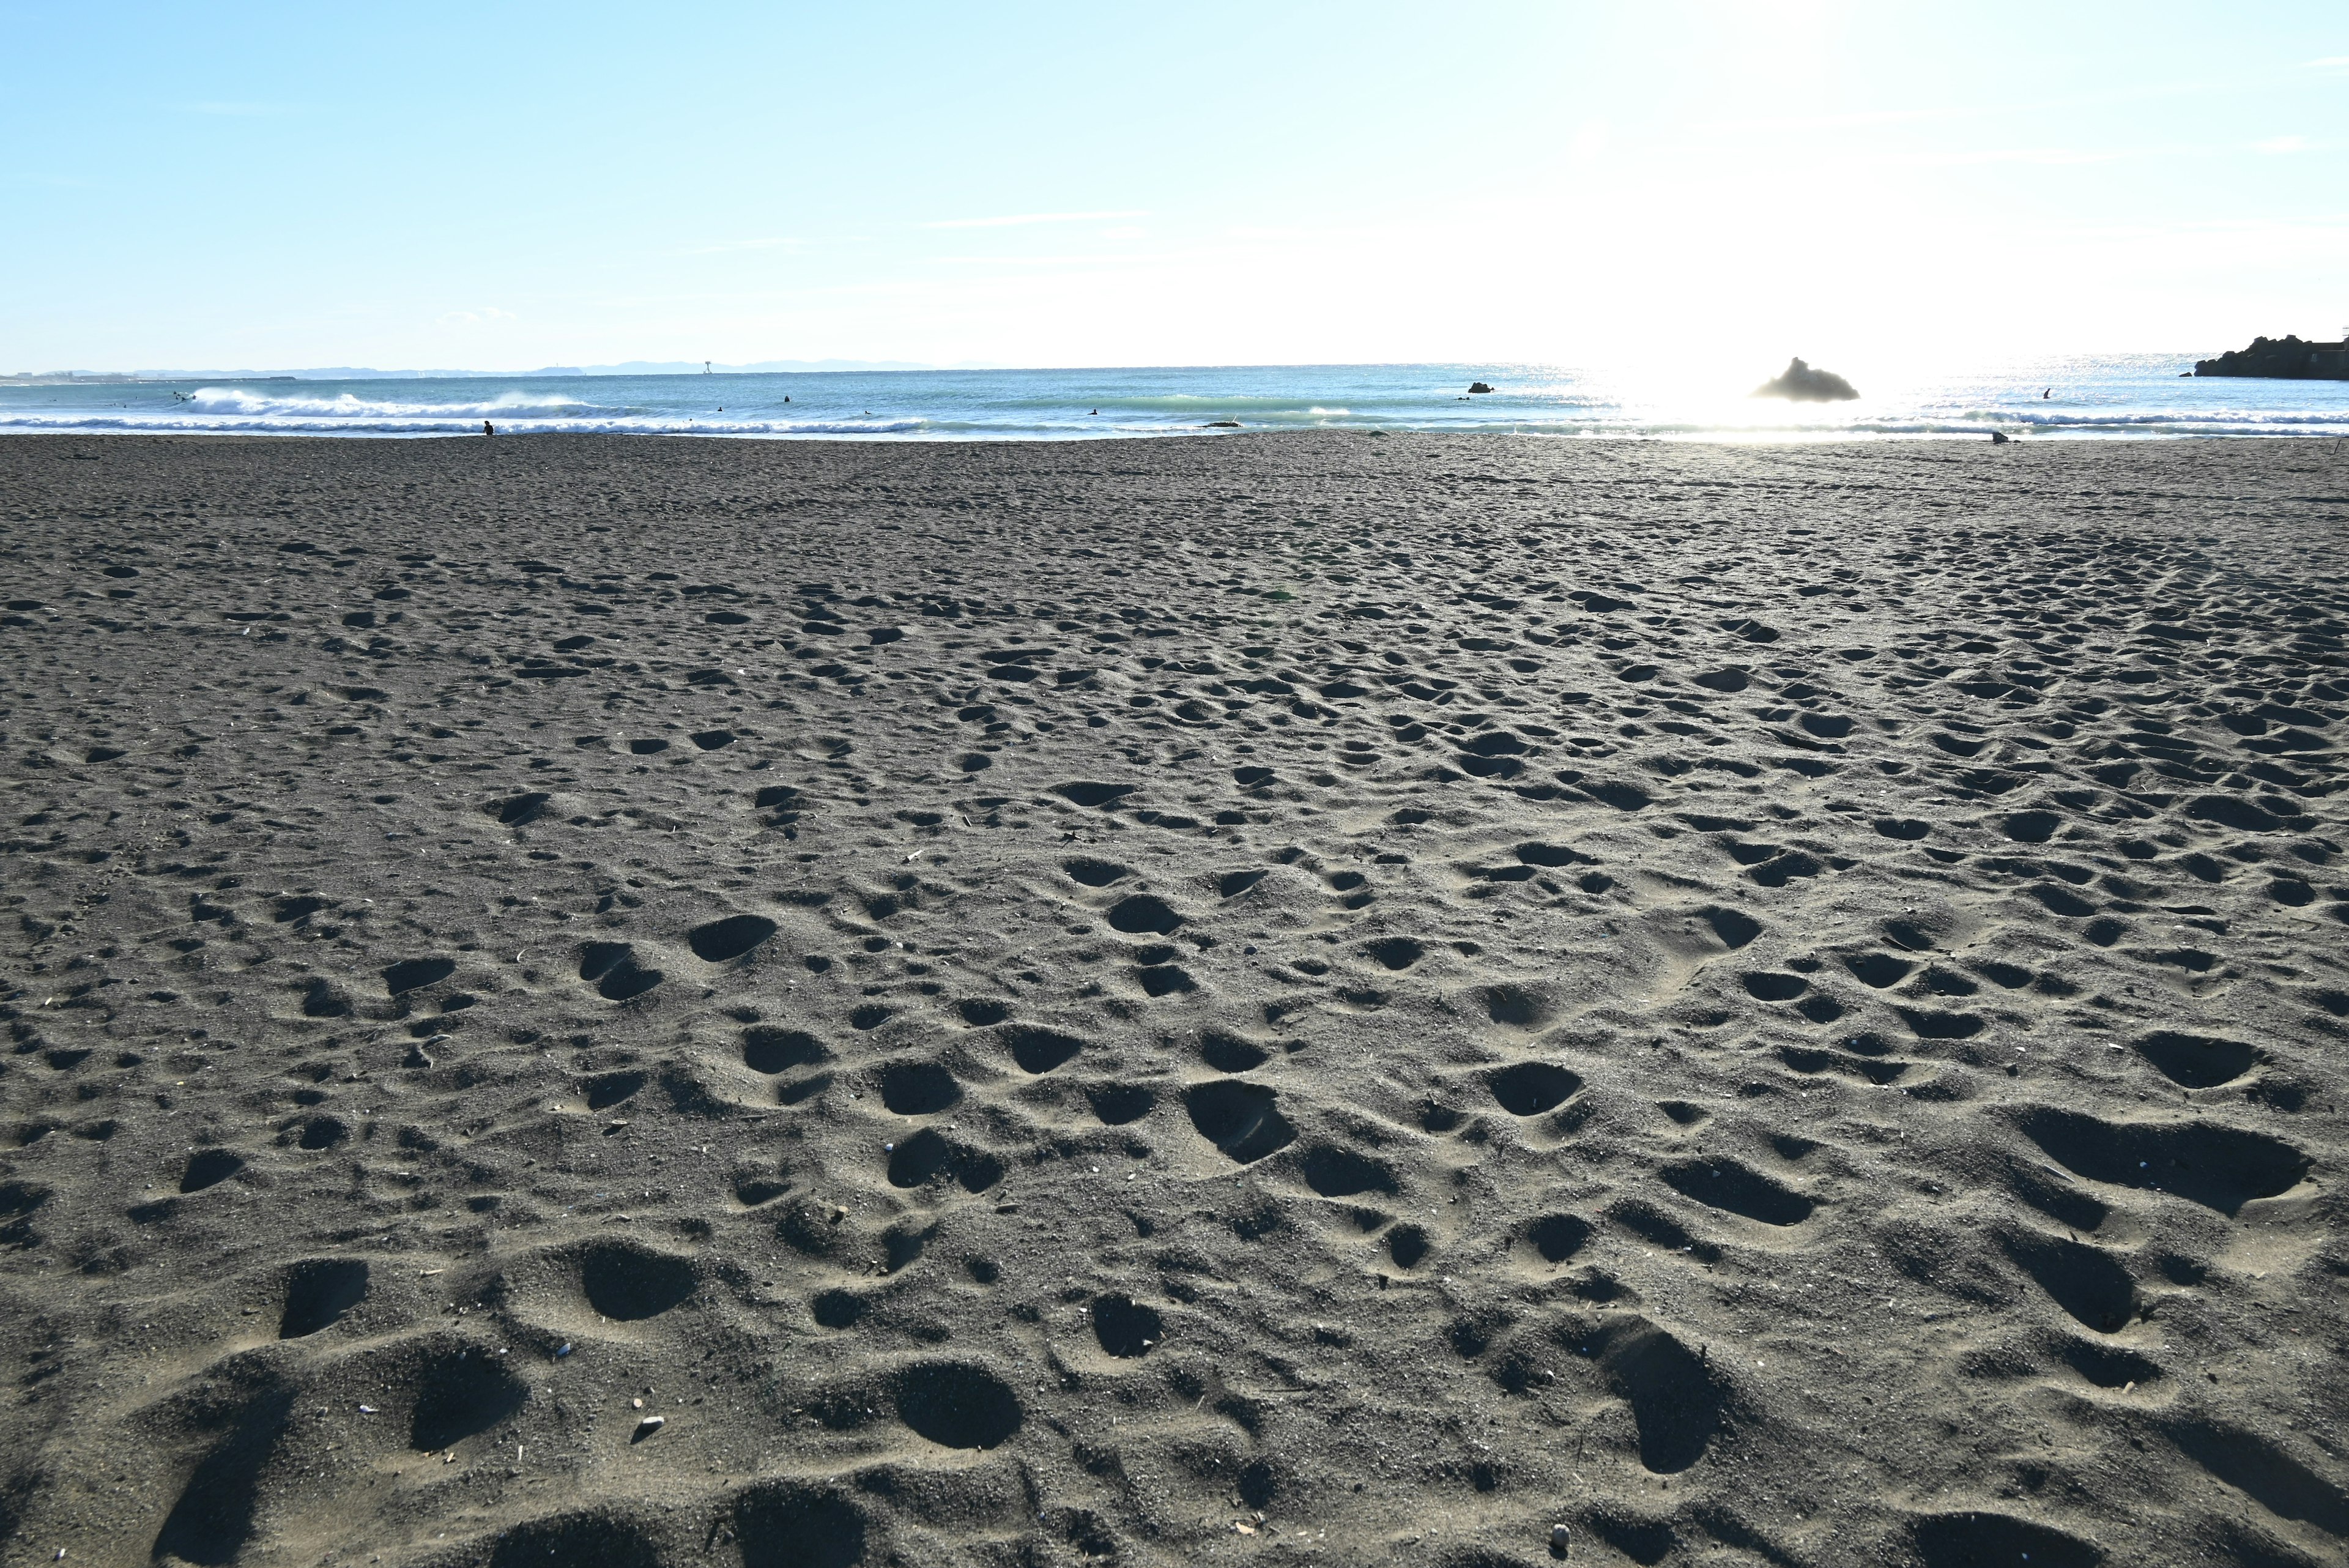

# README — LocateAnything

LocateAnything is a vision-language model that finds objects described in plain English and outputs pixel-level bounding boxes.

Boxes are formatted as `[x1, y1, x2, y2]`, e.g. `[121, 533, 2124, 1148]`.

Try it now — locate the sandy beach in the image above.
[1, 429, 2344, 1567]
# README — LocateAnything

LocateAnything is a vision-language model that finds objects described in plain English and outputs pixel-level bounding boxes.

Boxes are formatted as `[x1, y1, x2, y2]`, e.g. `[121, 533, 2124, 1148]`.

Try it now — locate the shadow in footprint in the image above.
[585, 1070, 647, 1110]
[180, 1148, 245, 1194]
[1911, 1512, 2103, 1568]
[1883, 916, 1947, 952]
[279, 1258, 368, 1339]
[1199, 1030, 1269, 1072]
[1896, 1008, 1984, 1040]
[2003, 1231, 2136, 1333]
[577, 1241, 697, 1320]
[411, 1345, 529, 1451]
[887, 1129, 1003, 1192]
[1585, 1318, 1727, 1474]
[297, 1116, 347, 1151]
[1086, 1083, 1155, 1125]
[2164, 1420, 2349, 1538]
[1844, 953, 1913, 989]
[1186, 1080, 1296, 1164]
[1064, 857, 1130, 886]
[579, 942, 662, 1002]
[1056, 782, 1136, 809]
[1364, 936, 1425, 971]
[1480, 984, 1553, 1028]
[1300, 1145, 1397, 1197]
[2060, 1339, 2162, 1389]
[150, 1383, 296, 1567]
[1586, 781, 1652, 811]
[2014, 1107, 2309, 1214]
[734, 1485, 868, 1568]
[1487, 1062, 1581, 1117]
[1091, 1294, 1163, 1358]
[1741, 972, 1808, 1001]
[489, 792, 551, 827]
[1703, 908, 1761, 949]
[2134, 1031, 2256, 1088]
[894, 1361, 1023, 1449]
[743, 1028, 831, 1075]
[2003, 810, 2061, 844]
[1524, 1214, 1591, 1264]
[1106, 894, 1182, 935]
[688, 914, 776, 962]
[811, 1289, 867, 1329]
[1589, 1514, 1678, 1567]
[1003, 1025, 1086, 1074]
[880, 1061, 962, 1116]
[1658, 1159, 1813, 1225]
[485, 1510, 666, 1568]
[382, 956, 454, 996]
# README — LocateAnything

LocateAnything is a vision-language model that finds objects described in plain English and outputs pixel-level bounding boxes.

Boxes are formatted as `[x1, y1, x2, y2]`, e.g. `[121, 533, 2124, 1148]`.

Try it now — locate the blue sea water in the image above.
[5, 357, 2347, 441]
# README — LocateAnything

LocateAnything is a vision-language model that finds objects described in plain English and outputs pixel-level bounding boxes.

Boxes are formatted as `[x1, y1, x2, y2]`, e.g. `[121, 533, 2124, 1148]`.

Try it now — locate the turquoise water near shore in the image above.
[6, 357, 2347, 440]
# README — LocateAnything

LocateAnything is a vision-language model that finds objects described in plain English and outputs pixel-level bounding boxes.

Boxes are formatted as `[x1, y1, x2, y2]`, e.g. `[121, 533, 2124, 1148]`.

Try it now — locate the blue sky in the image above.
[4, 2, 2344, 373]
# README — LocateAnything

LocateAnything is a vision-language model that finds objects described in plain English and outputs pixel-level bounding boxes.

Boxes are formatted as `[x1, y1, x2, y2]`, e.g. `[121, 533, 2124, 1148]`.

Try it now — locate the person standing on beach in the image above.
[483, 420, 495, 436]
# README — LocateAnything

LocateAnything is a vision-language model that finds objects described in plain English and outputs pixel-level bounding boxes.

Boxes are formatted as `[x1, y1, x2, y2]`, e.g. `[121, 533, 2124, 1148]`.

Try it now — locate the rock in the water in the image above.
[1467, 382, 1496, 394]
[1752, 357, 1858, 402]
[1990, 430, 2011, 444]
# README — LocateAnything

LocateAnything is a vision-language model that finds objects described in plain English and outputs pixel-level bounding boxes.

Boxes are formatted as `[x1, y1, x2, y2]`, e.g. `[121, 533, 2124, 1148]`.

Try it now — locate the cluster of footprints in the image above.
[0, 433, 2344, 1566]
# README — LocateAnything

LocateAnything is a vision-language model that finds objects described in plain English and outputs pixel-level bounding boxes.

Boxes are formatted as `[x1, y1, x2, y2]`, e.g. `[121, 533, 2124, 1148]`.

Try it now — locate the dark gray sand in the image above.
[2, 431, 2346, 1567]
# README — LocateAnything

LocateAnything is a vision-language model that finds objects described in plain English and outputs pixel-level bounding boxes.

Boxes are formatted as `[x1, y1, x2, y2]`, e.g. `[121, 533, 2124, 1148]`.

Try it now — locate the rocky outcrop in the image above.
[1752, 358, 1857, 402]
[2194, 335, 2349, 379]
[1466, 382, 1495, 394]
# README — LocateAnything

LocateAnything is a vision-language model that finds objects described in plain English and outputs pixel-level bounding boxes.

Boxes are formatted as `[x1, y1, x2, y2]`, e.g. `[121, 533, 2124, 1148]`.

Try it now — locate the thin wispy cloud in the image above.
[680, 236, 808, 256]
[1694, 78, 2224, 136]
[1924, 146, 2128, 167]
[930, 253, 1151, 267]
[180, 101, 300, 117]
[921, 209, 1146, 230]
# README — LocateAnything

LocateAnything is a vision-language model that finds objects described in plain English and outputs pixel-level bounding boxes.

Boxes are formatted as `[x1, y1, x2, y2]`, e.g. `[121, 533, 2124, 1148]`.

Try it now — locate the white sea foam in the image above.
[184, 387, 599, 420]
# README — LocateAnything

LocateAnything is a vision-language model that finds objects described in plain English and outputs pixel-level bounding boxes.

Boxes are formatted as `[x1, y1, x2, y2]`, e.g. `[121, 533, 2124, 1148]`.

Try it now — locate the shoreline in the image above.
[10, 426, 2349, 447]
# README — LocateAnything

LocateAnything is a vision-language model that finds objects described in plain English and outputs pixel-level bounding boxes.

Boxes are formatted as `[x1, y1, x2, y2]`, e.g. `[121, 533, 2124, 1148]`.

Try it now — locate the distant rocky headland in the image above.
[1753, 357, 1858, 402]
[2194, 335, 2349, 380]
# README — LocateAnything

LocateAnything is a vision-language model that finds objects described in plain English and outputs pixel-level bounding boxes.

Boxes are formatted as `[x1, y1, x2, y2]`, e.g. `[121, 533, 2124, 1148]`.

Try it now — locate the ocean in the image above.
[5, 357, 2347, 441]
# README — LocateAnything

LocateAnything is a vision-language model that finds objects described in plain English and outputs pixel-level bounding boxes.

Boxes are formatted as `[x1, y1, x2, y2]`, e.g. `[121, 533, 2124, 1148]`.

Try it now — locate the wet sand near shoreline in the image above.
[1, 430, 2345, 1567]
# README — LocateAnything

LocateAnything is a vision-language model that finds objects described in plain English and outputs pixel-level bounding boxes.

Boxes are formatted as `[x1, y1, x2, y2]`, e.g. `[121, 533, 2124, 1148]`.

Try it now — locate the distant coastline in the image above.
[2194, 335, 2349, 381]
